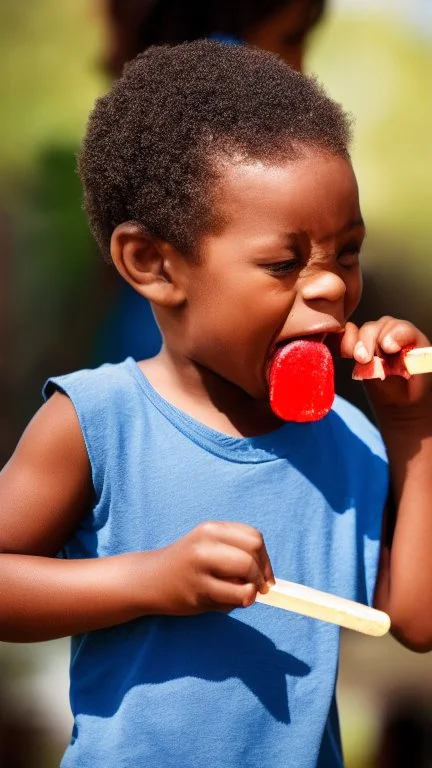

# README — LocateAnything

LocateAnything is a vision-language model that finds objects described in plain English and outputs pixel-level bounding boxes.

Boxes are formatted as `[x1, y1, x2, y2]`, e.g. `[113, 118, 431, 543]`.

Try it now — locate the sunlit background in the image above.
[0, 1, 431, 765]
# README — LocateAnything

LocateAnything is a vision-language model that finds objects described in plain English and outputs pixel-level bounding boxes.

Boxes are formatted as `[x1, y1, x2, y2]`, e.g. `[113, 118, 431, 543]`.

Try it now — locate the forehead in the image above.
[213, 151, 361, 241]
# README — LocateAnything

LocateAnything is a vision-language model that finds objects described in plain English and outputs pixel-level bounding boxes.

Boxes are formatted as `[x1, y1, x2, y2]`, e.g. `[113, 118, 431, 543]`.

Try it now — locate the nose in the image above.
[300, 270, 346, 304]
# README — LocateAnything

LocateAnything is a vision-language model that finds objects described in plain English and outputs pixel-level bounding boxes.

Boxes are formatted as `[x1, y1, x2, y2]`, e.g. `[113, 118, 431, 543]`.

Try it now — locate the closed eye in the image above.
[263, 259, 301, 276]
[338, 249, 361, 268]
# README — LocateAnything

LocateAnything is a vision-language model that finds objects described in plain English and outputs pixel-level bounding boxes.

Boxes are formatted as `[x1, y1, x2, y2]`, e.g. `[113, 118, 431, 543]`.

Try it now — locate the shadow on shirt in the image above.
[71, 611, 311, 724]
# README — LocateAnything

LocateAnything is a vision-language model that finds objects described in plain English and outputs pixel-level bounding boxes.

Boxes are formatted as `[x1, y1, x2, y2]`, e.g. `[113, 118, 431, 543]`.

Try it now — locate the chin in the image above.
[243, 382, 271, 403]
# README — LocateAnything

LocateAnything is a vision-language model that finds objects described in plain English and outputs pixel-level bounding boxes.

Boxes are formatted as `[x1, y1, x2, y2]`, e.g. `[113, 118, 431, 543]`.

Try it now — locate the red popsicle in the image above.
[268, 340, 335, 422]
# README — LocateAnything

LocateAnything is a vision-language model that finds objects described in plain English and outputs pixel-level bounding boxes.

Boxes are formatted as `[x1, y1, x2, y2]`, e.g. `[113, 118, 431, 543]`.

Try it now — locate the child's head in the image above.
[80, 40, 352, 262]
[79, 40, 364, 399]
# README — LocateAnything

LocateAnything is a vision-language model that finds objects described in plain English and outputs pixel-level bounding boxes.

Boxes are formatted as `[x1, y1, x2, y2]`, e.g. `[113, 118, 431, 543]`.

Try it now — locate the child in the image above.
[1, 40, 431, 767]
[95, 0, 328, 365]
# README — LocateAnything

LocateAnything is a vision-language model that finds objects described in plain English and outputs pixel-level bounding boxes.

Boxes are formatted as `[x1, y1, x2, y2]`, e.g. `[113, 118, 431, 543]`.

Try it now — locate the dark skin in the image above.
[0, 147, 431, 650]
[245, 1, 325, 72]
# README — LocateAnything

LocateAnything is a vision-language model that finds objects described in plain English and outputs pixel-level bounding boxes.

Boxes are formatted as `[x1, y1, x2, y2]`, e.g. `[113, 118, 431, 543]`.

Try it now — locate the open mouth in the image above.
[272, 332, 328, 355]
[267, 334, 337, 422]
[266, 334, 325, 383]
[266, 330, 343, 383]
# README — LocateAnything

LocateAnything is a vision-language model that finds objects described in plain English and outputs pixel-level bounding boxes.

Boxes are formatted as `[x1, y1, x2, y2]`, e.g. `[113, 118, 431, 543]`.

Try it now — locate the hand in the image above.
[152, 521, 275, 616]
[340, 318, 431, 410]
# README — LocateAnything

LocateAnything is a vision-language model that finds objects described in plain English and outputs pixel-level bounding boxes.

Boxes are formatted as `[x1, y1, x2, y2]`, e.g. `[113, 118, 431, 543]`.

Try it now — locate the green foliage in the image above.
[0, 0, 103, 172]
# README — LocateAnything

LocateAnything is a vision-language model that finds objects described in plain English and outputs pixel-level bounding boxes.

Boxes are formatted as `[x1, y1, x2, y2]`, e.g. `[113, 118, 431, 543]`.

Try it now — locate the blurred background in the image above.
[0, 0, 431, 765]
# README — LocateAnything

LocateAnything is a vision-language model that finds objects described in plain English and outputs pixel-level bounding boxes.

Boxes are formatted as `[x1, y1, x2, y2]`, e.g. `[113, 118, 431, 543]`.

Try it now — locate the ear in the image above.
[110, 222, 187, 308]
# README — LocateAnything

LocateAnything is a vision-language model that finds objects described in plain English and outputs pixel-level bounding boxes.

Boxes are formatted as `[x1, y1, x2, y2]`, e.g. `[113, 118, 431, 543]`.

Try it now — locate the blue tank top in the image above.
[44, 358, 388, 768]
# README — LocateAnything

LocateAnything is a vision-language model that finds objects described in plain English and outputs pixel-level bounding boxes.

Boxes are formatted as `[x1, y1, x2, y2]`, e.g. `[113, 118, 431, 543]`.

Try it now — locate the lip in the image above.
[270, 325, 344, 357]
[263, 325, 344, 390]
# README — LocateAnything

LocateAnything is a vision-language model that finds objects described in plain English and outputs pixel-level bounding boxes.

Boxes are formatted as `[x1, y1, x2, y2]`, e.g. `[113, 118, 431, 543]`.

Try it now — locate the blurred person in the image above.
[101, 0, 326, 75]
[93, 0, 327, 364]
[0, 658, 45, 768]
[374, 693, 432, 768]
[0, 40, 432, 768]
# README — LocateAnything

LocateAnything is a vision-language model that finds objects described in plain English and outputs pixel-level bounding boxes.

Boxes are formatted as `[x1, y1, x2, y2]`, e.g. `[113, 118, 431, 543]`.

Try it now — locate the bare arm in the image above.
[341, 319, 432, 651]
[0, 393, 273, 642]
[0, 391, 152, 641]
[373, 397, 432, 651]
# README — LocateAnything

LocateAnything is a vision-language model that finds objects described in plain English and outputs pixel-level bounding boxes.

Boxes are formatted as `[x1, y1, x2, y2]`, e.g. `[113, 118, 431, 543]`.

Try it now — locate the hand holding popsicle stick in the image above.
[338, 318, 432, 410]
[353, 346, 432, 380]
[256, 578, 390, 637]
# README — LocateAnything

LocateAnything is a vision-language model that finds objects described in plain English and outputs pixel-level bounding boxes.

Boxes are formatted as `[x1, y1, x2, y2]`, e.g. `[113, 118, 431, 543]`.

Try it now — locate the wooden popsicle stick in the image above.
[404, 346, 432, 375]
[255, 578, 390, 637]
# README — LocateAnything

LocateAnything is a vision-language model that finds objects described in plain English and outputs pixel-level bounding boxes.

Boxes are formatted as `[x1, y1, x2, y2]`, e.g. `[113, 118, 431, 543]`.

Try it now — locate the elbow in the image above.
[389, 609, 432, 653]
[0, 618, 25, 643]
[0, 622, 41, 644]
[374, 575, 432, 653]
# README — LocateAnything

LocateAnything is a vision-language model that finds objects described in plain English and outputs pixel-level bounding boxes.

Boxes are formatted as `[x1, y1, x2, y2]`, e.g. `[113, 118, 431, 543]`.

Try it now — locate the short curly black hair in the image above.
[79, 39, 352, 261]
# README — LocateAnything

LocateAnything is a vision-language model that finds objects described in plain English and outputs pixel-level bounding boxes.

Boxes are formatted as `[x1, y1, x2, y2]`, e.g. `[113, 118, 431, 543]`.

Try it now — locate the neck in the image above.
[138, 346, 284, 437]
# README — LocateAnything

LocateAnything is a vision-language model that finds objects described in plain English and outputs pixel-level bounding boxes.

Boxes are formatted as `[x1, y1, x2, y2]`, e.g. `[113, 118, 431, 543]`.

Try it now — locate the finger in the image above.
[206, 578, 258, 609]
[254, 535, 275, 589]
[209, 544, 267, 591]
[198, 522, 274, 591]
[198, 520, 260, 546]
[338, 322, 360, 359]
[227, 525, 275, 590]
[377, 320, 428, 356]
[353, 320, 392, 363]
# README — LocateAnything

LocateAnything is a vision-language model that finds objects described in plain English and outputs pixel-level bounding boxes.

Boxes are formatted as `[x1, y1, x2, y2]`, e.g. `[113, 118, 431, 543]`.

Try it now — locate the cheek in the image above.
[280, 44, 303, 72]
[345, 269, 363, 318]
[189, 270, 293, 350]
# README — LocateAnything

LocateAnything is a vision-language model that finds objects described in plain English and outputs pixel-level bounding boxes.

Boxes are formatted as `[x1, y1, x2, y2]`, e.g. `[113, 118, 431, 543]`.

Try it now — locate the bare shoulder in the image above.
[0, 391, 92, 556]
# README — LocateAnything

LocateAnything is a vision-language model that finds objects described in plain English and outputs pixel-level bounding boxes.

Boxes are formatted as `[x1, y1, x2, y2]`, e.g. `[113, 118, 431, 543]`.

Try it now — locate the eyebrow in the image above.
[282, 219, 367, 246]
[340, 218, 367, 236]
[343, 216, 366, 232]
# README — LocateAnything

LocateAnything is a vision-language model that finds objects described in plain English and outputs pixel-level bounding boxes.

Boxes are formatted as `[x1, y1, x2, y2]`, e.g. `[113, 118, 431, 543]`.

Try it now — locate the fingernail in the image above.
[383, 335, 400, 353]
[354, 341, 369, 362]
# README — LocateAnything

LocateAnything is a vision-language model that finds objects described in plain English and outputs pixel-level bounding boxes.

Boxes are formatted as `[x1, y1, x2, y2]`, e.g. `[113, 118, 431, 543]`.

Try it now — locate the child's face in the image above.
[246, 0, 325, 73]
[171, 149, 364, 401]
